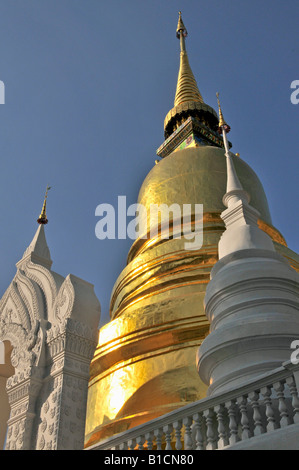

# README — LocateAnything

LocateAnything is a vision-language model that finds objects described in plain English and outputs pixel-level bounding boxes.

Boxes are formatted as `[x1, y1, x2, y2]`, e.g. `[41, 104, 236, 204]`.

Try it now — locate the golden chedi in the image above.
[84, 13, 299, 447]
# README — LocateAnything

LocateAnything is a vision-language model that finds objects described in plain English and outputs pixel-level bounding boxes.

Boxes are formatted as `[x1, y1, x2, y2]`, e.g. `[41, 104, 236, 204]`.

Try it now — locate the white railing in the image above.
[87, 361, 299, 450]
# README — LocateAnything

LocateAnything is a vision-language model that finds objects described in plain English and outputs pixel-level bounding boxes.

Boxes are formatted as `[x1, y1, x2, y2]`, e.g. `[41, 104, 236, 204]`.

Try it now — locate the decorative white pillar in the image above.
[0, 224, 101, 449]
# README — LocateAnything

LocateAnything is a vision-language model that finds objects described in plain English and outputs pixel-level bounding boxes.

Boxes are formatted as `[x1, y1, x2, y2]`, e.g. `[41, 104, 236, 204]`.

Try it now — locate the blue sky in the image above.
[0, 0, 298, 326]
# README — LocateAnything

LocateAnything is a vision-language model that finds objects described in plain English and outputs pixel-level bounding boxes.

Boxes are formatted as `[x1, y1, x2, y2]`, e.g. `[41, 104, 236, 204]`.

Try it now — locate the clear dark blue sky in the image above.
[0, 0, 298, 326]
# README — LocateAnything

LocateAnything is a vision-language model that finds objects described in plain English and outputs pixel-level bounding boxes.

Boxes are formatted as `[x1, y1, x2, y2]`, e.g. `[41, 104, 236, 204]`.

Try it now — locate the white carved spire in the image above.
[215, 92, 274, 259]
[0, 204, 101, 449]
[18, 186, 53, 268]
[20, 224, 52, 268]
[197, 94, 299, 397]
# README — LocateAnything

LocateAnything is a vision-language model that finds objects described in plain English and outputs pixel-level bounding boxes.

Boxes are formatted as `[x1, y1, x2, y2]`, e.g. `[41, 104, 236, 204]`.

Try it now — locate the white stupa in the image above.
[197, 94, 299, 396]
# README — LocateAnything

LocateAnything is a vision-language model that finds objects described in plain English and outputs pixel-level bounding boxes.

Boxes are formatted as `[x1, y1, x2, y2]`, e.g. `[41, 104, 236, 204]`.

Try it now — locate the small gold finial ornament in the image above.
[37, 184, 51, 225]
[176, 11, 187, 38]
[216, 92, 231, 134]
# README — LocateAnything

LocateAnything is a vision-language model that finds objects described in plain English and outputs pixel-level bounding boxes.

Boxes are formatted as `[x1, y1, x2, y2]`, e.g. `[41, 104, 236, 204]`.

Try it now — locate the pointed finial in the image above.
[37, 185, 51, 225]
[216, 92, 231, 134]
[215, 93, 249, 207]
[176, 11, 188, 39]
[173, 13, 204, 108]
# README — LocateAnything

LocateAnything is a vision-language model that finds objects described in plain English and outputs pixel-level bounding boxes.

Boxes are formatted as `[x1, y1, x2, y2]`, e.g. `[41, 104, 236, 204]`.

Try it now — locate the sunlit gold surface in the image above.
[136, 146, 273, 231]
[84, 145, 299, 447]
[173, 36, 203, 107]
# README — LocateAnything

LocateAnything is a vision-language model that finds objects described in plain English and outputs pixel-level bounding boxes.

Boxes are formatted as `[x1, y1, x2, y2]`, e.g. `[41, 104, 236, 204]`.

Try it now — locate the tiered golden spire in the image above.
[37, 185, 51, 225]
[163, 12, 219, 142]
[174, 12, 204, 107]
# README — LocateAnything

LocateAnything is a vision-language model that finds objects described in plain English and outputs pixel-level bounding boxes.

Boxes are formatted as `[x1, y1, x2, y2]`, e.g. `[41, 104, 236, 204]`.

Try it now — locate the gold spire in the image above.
[174, 12, 204, 107]
[37, 185, 51, 225]
[216, 92, 230, 134]
[163, 12, 219, 140]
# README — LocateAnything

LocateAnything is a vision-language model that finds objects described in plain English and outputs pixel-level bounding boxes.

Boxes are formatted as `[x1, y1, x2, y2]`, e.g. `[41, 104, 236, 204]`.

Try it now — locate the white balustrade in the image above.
[87, 361, 299, 450]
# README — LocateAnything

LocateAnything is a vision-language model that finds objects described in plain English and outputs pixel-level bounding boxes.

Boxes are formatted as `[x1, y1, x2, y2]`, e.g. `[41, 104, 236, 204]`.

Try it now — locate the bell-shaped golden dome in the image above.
[139, 146, 271, 222]
[127, 145, 285, 263]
